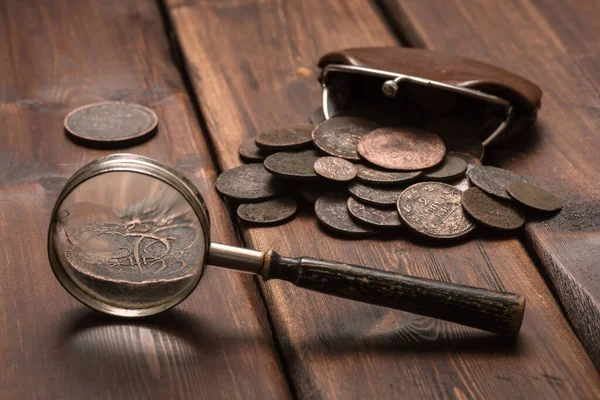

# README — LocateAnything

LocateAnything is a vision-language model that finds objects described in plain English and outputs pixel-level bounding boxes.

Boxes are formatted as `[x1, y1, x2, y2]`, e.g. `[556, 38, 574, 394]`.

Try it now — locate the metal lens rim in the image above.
[47, 153, 211, 317]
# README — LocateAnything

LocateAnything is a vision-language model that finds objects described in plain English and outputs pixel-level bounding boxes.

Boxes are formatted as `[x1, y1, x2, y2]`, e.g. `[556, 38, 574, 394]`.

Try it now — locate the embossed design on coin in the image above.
[347, 197, 402, 228]
[216, 164, 284, 201]
[397, 182, 476, 239]
[255, 125, 314, 150]
[356, 164, 421, 186]
[64, 102, 158, 147]
[309, 107, 326, 125]
[315, 192, 376, 236]
[264, 150, 320, 180]
[507, 182, 561, 212]
[312, 117, 378, 160]
[237, 197, 297, 225]
[348, 182, 406, 207]
[314, 156, 357, 182]
[423, 155, 467, 182]
[358, 127, 446, 170]
[467, 166, 529, 200]
[462, 187, 525, 230]
[239, 138, 271, 162]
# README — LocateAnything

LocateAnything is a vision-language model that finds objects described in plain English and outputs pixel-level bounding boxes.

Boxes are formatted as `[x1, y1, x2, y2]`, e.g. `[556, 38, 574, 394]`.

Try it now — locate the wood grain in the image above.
[165, 0, 600, 398]
[0, 1, 290, 398]
[380, 0, 600, 370]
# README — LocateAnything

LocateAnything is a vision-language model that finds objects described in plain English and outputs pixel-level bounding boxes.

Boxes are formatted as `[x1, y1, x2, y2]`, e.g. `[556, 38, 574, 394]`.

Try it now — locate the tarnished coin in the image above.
[348, 182, 406, 207]
[467, 166, 529, 200]
[356, 164, 421, 186]
[397, 182, 476, 239]
[64, 102, 158, 147]
[347, 197, 402, 228]
[239, 137, 271, 162]
[423, 155, 467, 182]
[216, 164, 284, 201]
[315, 192, 377, 236]
[462, 187, 525, 230]
[310, 107, 326, 125]
[312, 117, 378, 160]
[448, 152, 482, 191]
[237, 197, 297, 225]
[507, 182, 562, 212]
[357, 127, 446, 171]
[255, 125, 314, 151]
[314, 156, 357, 182]
[264, 150, 320, 180]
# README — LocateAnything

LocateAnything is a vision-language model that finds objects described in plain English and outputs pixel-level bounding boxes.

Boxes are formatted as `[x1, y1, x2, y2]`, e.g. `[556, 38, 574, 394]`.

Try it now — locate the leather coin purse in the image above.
[318, 47, 542, 146]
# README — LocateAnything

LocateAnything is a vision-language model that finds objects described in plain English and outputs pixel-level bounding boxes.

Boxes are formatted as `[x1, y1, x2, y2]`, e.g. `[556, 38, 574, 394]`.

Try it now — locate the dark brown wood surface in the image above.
[0, 1, 289, 398]
[165, 0, 600, 399]
[380, 0, 600, 370]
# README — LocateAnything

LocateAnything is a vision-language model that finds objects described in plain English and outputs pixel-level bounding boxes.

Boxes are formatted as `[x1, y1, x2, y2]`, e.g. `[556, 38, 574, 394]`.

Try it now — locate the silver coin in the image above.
[397, 182, 476, 239]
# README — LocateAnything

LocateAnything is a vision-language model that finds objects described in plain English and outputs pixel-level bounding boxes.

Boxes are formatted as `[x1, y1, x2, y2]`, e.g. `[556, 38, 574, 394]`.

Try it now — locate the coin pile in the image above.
[216, 107, 561, 240]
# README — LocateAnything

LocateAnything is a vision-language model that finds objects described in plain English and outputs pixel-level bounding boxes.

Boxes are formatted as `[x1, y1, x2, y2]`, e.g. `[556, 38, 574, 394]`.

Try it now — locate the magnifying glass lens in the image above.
[50, 171, 206, 316]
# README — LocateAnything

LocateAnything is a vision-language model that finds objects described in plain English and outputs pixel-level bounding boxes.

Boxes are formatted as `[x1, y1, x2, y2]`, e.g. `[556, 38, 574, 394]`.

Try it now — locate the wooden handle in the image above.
[264, 252, 525, 336]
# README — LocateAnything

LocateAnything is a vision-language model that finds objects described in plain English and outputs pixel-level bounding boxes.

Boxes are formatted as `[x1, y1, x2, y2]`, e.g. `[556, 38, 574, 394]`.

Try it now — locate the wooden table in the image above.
[1, 1, 599, 398]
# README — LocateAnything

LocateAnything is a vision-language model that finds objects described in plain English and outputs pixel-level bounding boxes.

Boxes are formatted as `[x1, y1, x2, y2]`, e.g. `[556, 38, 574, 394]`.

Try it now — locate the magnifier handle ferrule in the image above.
[264, 252, 525, 336]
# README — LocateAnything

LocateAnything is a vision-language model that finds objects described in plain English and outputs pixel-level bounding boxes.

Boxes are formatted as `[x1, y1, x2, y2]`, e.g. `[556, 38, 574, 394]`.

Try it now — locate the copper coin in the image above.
[237, 197, 297, 225]
[462, 187, 525, 230]
[507, 182, 562, 212]
[357, 127, 446, 171]
[264, 150, 320, 180]
[423, 155, 467, 182]
[239, 138, 271, 162]
[309, 107, 326, 125]
[447, 152, 482, 192]
[356, 164, 421, 186]
[348, 182, 406, 207]
[467, 166, 529, 200]
[216, 164, 284, 201]
[255, 125, 314, 151]
[312, 117, 378, 160]
[315, 192, 376, 236]
[313, 156, 357, 182]
[347, 197, 402, 228]
[64, 102, 158, 147]
[397, 182, 476, 239]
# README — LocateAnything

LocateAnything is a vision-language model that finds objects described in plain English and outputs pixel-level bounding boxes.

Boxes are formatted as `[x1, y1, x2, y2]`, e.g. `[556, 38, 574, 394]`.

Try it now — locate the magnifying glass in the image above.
[48, 154, 525, 336]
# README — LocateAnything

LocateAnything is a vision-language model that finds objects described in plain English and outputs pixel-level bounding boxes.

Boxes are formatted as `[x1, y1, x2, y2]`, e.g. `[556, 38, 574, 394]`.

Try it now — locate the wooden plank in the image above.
[380, 0, 600, 369]
[0, 1, 290, 398]
[165, 0, 600, 398]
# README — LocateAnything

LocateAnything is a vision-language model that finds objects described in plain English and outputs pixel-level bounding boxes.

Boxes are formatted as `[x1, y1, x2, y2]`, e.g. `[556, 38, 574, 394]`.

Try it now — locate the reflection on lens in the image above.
[50, 171, 206, 313]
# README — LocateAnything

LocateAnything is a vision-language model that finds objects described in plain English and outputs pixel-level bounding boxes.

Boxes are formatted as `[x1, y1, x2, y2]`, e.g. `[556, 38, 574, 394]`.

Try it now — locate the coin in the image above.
[237, 197, 297, 225]
[507, 182, 562, 212]
[397, 182, 476, 239]
[312, 117, 378, 160]
[264, 150, 320, 180]
[347, 197, 402, 228]
[64, 102, 158, 147]
[357, 127, 446, 170]
[313, 156, 357, 182]
[216, 164, 284, 201]
[467, 166, 529, 200]
[462, 187, 525, 230]
[309, 107, 326, 125]
[447, 152, 482, 191]
[348, 182, 406, 207]
[255, 125, 314, 151]
[423, 155, 467, 182]
[356, 164, 421, 186]
[315, 192, 377, 236]
[239, 137, 271, 162]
